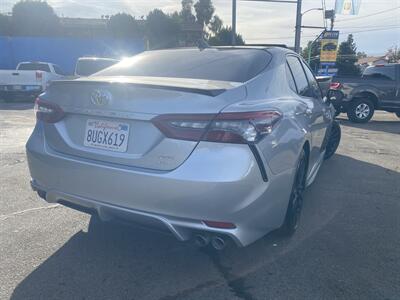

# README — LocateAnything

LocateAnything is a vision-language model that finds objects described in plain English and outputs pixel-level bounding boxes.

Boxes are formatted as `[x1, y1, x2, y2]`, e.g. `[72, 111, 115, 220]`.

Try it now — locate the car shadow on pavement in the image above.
[336, 116, 400, 135]
[10, 154, 400, 300]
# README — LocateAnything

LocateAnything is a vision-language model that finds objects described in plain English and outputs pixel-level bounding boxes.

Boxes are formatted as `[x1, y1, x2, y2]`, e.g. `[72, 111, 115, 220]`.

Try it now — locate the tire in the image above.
[395, 112, 400, 119]
[324, 121, 341, 160]
[279, 149, 308, 236]
[347, 98, 374, 123]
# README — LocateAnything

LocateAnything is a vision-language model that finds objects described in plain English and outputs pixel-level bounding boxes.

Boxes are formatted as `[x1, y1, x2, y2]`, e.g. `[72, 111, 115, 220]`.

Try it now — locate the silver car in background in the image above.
[26, 46, 341, 249]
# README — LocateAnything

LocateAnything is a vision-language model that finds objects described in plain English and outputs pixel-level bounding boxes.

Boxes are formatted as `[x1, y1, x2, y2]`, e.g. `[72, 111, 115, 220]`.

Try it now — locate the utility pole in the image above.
[294, 0, 302, 53]
[232, 0, 237, 46]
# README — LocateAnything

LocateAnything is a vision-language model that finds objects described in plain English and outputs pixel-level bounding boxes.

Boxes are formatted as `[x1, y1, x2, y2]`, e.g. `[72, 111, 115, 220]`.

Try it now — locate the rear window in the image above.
[76, 59, 119, 76]
[96, 48, 272, 83]
[362, 66, 396, 81]
[18, 63, 50, 72]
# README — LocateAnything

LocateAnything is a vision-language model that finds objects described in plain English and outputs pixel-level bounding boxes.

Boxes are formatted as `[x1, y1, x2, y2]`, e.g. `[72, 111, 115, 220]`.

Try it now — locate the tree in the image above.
[357, 51, 367, 59]
[146, 9, 181, 49]
[108, 13, 143, 38]
[387, 46, 400, 63]
[208, 26, 245, 46]
[208, 15, 222, 35]
[180, 0, 196, 23]
[336, 34, 360, 76]
[194, 0, 215, 27]
[301, 40, 321, 73]
[12, 0, 60, 36]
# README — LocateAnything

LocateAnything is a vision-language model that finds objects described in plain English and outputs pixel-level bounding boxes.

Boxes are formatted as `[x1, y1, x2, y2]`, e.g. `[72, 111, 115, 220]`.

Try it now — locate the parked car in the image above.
[0, 62, 66, 102]
[74, 57, 120, 77]
[26, 46, 341, 249]
[330, 64, 400, 122]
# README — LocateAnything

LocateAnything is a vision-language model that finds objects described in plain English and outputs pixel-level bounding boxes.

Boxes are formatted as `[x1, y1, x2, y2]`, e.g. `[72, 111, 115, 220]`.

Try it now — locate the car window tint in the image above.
[285, 63, 297, 93]
[362, 66, 396, 81]
[76, 59, 119, 76]
[301, 61, 322, 99]
[97, 49, 272, 83]
[286, 56, 310, 96]
[18, 63, 50, 72]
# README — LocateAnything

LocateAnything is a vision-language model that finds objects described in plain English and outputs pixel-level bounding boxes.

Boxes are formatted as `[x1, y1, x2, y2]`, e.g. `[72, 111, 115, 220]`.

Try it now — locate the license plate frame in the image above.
[84, 119, 130, 153]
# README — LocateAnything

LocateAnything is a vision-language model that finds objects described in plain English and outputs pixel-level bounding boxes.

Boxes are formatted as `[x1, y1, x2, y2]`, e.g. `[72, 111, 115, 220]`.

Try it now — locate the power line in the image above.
[336, 24, 400, 29]
[336, 6, 400, 23]
[246, 26, 400, 41]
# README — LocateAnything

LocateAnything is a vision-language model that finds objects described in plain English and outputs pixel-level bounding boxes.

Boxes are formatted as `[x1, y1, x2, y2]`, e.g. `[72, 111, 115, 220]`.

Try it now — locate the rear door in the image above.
[286, 55, 331, 169]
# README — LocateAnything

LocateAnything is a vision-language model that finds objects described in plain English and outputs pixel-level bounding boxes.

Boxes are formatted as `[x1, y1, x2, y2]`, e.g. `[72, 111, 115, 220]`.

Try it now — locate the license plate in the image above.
[84, 119, 129, 152]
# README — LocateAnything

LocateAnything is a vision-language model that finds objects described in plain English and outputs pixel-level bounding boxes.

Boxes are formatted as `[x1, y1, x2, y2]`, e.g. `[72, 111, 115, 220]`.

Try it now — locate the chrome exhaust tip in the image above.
[194, 234, 210, 247]
[211, 236, 226, 250]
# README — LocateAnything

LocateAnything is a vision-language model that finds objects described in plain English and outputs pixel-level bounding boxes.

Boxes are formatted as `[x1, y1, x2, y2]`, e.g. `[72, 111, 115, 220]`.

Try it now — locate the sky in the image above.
[1, 0, 399, 55]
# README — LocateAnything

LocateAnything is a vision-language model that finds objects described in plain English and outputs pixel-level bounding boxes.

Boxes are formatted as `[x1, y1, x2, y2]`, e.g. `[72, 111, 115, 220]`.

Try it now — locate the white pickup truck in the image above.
[0, 62, 66, 102]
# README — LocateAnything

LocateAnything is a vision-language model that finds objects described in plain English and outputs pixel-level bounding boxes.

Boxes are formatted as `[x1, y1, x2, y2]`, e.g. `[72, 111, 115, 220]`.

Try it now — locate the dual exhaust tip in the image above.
[194, 234, 227, 250]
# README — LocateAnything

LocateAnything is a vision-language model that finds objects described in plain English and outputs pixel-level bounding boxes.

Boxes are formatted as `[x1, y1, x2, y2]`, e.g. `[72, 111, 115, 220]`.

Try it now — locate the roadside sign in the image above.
[318, 64, 338, 76]
[320, 31, 340, 63]
[335, 0, 362, 15]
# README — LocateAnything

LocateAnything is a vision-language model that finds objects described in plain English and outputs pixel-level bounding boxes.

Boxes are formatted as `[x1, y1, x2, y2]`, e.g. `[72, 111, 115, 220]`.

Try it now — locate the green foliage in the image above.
[194, 0, 215, 27]
[6, 0, 247, 49]
[12, 0, 60, 36]
[336, 34, 360, 76]
[208, 26, 245, 46]
[387, 46, 400, 63]
[357, 51, 367, 59]
[208, 15, 222, 35]
[146, 9, 181, 49]
[180, 0, 196, 23]
[108, 13, 143, 38]
[301, 40, 321, 73]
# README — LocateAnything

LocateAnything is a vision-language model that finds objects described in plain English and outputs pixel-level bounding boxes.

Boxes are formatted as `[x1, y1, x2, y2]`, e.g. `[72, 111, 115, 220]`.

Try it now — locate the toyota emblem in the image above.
[90, 89, 112, 106]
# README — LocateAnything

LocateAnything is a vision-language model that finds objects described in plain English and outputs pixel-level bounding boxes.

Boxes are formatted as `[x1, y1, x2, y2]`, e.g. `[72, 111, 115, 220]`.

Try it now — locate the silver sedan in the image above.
[26, 46, 341, 249]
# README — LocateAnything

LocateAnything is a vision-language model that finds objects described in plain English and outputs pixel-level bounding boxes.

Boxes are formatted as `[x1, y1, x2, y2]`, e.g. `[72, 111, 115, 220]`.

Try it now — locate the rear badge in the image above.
[91, 89, 112, 106]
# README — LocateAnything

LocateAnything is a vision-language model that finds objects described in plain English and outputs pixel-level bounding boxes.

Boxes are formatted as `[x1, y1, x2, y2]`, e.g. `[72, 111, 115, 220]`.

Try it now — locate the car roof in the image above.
[147, 46, 296, 56]
[18, 61, 52, 65]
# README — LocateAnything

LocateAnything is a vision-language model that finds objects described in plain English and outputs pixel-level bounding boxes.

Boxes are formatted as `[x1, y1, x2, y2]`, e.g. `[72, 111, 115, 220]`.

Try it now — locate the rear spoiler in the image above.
[50, 76, 241, 97]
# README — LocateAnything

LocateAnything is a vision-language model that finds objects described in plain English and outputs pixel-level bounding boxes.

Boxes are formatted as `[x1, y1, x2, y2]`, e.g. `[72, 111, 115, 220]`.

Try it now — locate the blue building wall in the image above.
[0, 36, 145, 74]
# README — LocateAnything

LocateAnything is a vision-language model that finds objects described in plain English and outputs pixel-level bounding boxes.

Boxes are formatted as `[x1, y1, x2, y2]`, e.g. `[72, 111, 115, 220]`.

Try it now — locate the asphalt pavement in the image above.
[1, 102, 399, 300]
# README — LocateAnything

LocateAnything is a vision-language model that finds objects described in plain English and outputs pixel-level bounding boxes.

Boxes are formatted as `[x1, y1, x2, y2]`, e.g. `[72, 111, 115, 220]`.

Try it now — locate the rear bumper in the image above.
[26, 123, 294, 247]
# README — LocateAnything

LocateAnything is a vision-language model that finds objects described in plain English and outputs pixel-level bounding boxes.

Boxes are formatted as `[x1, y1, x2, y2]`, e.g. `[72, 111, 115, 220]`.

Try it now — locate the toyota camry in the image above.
[26, 46, 341, 249]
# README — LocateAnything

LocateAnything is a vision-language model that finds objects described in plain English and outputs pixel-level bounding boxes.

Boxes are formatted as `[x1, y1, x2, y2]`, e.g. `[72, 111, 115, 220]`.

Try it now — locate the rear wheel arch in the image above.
[352, 91, 379, 108]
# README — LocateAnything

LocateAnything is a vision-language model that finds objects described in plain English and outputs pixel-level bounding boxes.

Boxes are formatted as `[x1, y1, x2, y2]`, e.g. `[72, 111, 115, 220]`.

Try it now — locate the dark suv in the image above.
[330, 64, 400, 123]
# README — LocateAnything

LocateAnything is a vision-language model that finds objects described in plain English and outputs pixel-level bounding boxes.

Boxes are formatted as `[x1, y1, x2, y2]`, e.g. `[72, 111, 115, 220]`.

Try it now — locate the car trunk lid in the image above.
[41, 76, 246, 171]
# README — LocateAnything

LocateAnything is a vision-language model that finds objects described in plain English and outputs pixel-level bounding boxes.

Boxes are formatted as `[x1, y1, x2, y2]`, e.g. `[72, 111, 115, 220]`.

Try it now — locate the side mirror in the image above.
[316, 76, 332, 98]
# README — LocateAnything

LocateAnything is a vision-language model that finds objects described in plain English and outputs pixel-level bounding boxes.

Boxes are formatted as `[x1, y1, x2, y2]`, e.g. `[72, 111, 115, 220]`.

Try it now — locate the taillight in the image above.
[34, 98, 65, 123]
[329, 82, 342, 90]
[35, 71, 43, 81]
[203, 220, 236, 229]
[152, 110, 282, 144]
